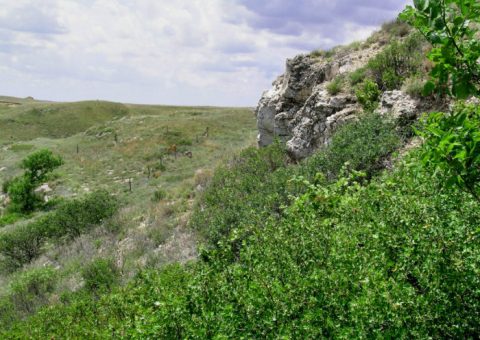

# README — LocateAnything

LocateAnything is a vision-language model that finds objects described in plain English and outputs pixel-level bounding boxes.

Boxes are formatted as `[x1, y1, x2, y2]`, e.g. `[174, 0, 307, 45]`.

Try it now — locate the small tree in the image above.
[6, 149, 63, 213]
[401, 0, 480, 201]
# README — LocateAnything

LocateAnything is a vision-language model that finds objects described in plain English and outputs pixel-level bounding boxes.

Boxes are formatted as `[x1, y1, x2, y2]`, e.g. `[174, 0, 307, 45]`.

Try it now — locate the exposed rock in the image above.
[376, 90, 420, 120]
[255, 46, 379, 159]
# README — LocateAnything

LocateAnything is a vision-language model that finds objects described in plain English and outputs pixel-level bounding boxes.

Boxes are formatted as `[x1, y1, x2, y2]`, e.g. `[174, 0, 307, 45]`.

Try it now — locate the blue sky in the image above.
[0, 0, 410, 106]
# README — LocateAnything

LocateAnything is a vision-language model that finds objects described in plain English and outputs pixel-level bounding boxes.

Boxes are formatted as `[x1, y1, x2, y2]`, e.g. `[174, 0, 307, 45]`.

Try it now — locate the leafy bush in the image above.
[7, 149, 63, 213]
[366, 33, 424, 90]
[306, 112, 401, 180]
[82, 258, 119, 293]
[401, 0, 480, 98]
[4, 151, 479, 338]
[355, 79, 381, 112]
[326, 76, 343, 95]
[0, 190, 118, 270]
[9, 267, 57, 314]
[418, 103, 480, 201]
[190, 141, 292, 249]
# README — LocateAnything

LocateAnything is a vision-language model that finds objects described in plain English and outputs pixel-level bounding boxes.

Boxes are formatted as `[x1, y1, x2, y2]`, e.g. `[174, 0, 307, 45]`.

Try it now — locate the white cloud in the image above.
[0, 0, 408, 106]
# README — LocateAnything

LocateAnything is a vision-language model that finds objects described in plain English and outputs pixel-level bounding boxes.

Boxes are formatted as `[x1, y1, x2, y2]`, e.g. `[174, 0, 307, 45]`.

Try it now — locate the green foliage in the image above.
[9, 267, 57, 314]
[0, 213, 22, 228]
[355, 79, 381, 112]
[49, 189, 118, 239]
[349, 67, 366, 86]
[4, 151, 479, 338]
[326, 76, 344, 95]
[6, 149, 63, 213]
[0, 190, 118, 271]
[21, 149, 63, 184]
[6, 176, 37, 213]
[366, 33, 425, 90]
[401, 1, 480, 199]
[307, 112, 401, 180]
[418, 103, 480, 200]
[401, 0, 480, 98]
[152, 188, 167, 202]
[190, 141, 292, 249]
[82, 258, 119, 293]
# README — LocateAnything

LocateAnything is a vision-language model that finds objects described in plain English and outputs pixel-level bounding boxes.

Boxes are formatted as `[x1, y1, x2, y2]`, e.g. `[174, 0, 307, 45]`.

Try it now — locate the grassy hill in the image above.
[0, 97, 257, 323]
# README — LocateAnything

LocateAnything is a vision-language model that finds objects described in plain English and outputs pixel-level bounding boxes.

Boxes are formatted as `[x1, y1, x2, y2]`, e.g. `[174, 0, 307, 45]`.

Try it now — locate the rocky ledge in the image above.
[255, 47, 422, 160]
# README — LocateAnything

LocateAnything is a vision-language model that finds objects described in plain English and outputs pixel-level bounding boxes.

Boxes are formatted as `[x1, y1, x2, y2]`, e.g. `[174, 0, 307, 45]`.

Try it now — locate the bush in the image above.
[7, 149, 63, 213]
[190, 141, 292, 249]
[152, 188, 167, 202]
[0, 212, 23, 228]
[9, 267, 57, 314]
[355, 79, 380, 112]
[326, 76, 343, 95]
[366, 33, 424, 90]
[306, 112, 401, 180]
[349, 67, 366, 86]
[0, 190, 118, 271]
[81, 258, 119, 293]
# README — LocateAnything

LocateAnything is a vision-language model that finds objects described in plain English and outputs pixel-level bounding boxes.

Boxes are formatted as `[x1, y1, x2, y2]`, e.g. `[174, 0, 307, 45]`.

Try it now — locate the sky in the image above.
[0, 0, 410, 106]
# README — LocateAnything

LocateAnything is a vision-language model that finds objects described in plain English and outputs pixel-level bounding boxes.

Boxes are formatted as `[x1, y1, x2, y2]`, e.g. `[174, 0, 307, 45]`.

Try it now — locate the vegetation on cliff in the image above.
[1, 0, 479, 338]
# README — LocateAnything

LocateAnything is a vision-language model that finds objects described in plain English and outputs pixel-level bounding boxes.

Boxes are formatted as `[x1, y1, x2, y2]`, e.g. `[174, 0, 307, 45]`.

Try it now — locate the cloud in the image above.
[0, 0, 411, 106]
[0, 1, 65, 35]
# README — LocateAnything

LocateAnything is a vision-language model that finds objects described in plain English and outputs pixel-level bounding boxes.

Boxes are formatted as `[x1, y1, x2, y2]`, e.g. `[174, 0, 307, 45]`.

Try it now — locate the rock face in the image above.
[376, 90, 419, 120]
[255, 47, 423, 160]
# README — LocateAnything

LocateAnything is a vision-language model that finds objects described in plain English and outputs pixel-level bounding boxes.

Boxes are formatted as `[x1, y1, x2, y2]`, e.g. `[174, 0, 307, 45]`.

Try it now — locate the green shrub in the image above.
[190, 141, 292, 249]
[81, 258, 119, 293]
[349, 67, 366, 86]
[355, 79, 381, 112]
[326, 76, 343, 95]
[0, 190, 118, 270]
[418, 103, 480, 201]
[305, 112, 401, 180]
[9, 267, 57, 314]
[0, 212, 23, 228]
[7, 149, 63, 213]
[49, 189, 118, 239]
[0, 218, 50, 270]
[152, 188, 167, 202]
[366, 33, 424, 90]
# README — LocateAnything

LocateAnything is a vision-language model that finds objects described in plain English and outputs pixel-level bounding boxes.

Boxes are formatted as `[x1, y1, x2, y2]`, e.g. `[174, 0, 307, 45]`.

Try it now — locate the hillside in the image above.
[0, 97, 257, 323]
[1, 1, 480, 338]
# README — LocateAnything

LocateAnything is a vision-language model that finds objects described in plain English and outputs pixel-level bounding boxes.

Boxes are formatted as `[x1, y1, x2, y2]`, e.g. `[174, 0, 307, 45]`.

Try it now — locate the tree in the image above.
[6, 149, 63, 213]
[401, 0, 480, 201]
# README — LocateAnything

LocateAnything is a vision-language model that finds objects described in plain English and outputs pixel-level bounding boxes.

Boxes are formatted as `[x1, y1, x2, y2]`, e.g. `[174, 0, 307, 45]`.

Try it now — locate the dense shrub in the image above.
[7, 149, 63, 213]
[0, 190, 118, 270]
[9, 267, 57, 314]
[366, 33, 424, 90]
[190, 141, 293, 249]
[4, 149, 479, 338]
[355, 79, 381, 112]
[82, 258, 119, 293]
[305, 112, 401, 180]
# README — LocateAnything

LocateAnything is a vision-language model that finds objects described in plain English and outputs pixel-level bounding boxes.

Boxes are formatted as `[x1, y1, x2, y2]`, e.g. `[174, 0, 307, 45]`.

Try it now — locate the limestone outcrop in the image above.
[255, 46, 423, 160]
